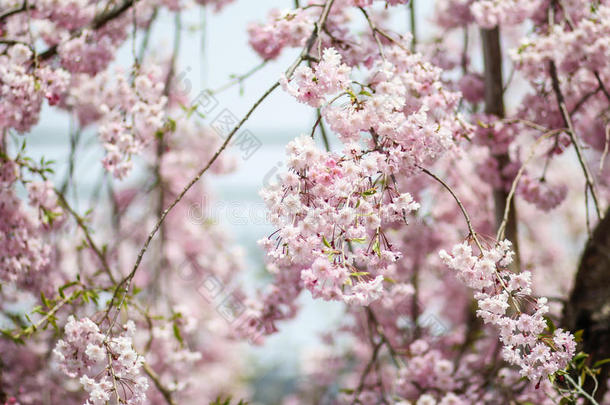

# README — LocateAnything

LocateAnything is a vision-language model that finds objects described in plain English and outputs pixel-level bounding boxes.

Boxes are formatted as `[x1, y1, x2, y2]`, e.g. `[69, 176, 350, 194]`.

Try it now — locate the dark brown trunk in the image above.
[563, 208, 610, 401]
[481, 27, 521, 270]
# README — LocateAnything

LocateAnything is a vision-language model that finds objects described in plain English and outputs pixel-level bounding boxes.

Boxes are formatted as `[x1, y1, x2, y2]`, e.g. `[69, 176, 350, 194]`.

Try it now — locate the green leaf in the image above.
[209, 396, 249, 405]
[167, 118, 177, 132]
[544, 316, 556, 334]
[383, 276, 397, 284]
[593, 358, 610, 369]
[1, 329, 24, 345]
[59, 281, 78, 298]
[372, 239, 381, 257]
[573, 352, 589, 369]
[173, 323, 184, 346]
[322, 236, 332, 248]
[361, 188, 377, 196]
[346, 88, 358, 103]
[40, 292, 51, 309]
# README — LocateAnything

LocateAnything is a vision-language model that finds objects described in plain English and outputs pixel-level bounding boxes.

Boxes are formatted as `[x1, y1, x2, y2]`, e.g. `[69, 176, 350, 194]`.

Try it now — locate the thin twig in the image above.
[143, 362, 177, 405]
[599, 124, 610, 175]
[55, 191, 117, 283]
[571, 86, 601, 115]
[594, 71, 610, 103]
[18, 157, 116, 283]
[408, 0, 416, 51]
[210, 61, 267, 95]
[359, 7, 385, 60]
[418, 166, 484, 252]
[11, 292, 78, 339]
[563, 373, 600, 405]
[496, 129, 565, 241]
[549, 60, 602, 220]
[317, 109, 330, 151]
[107, 80, 280, 328]
[0, 2, 28, 21]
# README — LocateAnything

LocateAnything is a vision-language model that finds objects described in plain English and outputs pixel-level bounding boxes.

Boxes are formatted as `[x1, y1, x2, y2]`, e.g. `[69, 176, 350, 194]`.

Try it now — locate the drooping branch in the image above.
[55, 190, 117, 284]
[548, 60, 603, 220]
[107, 80, 280, 326]
[106, 0, 337, 325]
[419, 166, 484, 252]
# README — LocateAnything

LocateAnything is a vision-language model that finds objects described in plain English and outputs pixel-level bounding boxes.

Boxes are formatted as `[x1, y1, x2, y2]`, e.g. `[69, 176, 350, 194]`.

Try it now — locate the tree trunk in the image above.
[481, 27, 521, 271]
[563, 208, 610, 401]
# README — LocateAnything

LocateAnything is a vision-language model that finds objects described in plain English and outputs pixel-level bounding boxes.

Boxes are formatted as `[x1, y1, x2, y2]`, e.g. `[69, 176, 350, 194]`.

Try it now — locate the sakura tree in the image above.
[0, 0, 609, 404]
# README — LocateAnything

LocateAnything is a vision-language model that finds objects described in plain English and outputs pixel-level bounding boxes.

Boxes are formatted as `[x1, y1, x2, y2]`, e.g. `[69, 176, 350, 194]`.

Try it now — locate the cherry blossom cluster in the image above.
[53, 316, 148, 405]
[440, 240, 576, 382]
[58, 31, 122, 76]
[34, 0, 95, 29]
[27, 180, 65, 227]
[248, 7, 315, 60]
[470, 0, 543, 29]
[36, 0, 158, 76]
[0, 159, 51, 283]
[472, 115, 517, 156]
[518, 174, 568, 211]
[512, 4, 610, 79]
[457, 72, 485, 104]
[394, 340, 459, 400]
[321, 45, 464, 165]
[389, 338, 547, 403]
[0, 44, 69, 133]
[280, 48, 351, 107]
[249, 2, 403, 69]
[434, 0, 474, 29]
[68, 65, 167, 178]
[260, 135, 420, 306]
[257, 41, 465, 323]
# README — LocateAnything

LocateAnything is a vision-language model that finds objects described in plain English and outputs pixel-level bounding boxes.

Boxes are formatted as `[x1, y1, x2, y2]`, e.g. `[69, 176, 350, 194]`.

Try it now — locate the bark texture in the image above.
[481, 27, 521, 271]
[563, 208, 610, 401]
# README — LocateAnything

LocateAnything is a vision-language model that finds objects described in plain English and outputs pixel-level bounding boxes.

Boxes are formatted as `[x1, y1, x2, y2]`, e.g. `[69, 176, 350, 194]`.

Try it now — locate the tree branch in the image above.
[38, 0, 136, 61]
[419, 166, 484, 252]
[143, 362, 177, 405]
[549, 60, 602, 220]
[106, 0, 337, 325]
